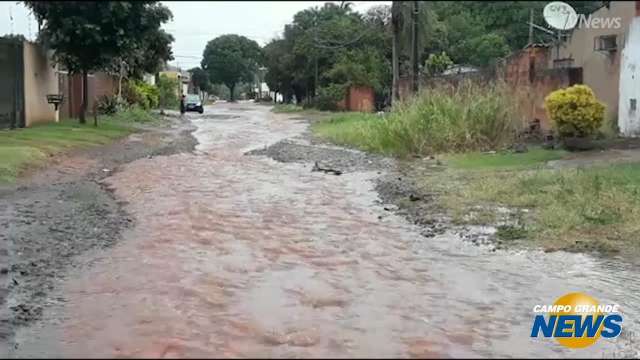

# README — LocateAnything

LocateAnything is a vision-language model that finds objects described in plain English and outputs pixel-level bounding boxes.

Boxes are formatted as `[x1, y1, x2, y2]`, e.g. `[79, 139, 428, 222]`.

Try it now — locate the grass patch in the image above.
[0, 108, 159, 183]
[444, 148, 569, 170]
[272, 104, 305, 113]
[313, 81, 520, 157]
[312, 112, 382, 149]
[438, 162, 640, 254]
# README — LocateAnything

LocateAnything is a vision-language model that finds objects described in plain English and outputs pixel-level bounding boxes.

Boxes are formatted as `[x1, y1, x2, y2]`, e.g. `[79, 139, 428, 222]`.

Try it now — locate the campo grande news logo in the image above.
[531, 292, 623, 349]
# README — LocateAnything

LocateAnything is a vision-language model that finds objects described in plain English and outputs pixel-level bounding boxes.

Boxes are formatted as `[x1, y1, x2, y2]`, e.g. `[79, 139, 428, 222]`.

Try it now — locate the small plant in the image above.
[96, 95, 127, 115]
[544, 84, 605, 138]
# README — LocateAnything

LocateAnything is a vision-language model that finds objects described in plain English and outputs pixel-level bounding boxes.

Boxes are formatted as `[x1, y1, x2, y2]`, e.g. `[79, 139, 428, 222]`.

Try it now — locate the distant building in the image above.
[159, 64, 192, 96]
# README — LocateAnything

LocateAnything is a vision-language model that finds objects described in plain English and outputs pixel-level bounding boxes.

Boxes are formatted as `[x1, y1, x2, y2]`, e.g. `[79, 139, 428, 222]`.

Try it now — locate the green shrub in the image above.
[123, 81, 159, 110]
[309, 84, 346, 111]
[424, 52, 453, 76]
[157, 74, 180, 109]
[544, 84, 606, 138]
[314, 80, 519, 157]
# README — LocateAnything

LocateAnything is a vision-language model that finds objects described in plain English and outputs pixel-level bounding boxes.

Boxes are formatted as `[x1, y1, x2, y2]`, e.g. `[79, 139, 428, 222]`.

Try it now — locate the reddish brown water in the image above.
[13, 103, 640, 358]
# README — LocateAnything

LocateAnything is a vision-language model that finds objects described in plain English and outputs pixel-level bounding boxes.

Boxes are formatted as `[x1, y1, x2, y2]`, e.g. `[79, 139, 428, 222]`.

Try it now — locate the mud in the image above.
[0, 114, 197, 354]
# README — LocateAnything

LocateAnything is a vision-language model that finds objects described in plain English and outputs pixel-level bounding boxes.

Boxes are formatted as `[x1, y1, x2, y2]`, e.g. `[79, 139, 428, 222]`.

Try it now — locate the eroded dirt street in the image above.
[10, 103, 640, 358]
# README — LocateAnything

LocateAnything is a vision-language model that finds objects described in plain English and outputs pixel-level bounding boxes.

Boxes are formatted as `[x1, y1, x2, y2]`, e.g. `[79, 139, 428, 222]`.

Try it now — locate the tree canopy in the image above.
[201, 34, 262, 101]
[263, 2, 391, 105]
[263, 0, 603, 107]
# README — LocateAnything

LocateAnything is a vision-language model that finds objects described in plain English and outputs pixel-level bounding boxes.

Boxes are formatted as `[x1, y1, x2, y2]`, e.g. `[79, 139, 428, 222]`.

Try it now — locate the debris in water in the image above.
[311, 161, 342, 175]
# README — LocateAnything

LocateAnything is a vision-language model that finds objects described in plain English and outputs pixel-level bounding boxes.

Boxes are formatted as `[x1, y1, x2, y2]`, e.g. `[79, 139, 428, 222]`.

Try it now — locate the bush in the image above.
[544, 84, 605, 138]
[309, 84, 346, 111]
[313, 80, 519, 157]
[123, 81, 159, 110]
[96, 95, 127, 115]
[157, 74, 180, 109]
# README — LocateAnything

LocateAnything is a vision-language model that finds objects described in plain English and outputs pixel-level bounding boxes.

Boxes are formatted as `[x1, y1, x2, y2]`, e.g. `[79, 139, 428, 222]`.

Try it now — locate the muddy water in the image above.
[13, 103, 640, 358]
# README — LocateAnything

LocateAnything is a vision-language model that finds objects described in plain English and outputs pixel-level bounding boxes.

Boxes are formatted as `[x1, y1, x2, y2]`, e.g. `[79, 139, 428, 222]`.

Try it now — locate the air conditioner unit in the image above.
[594, 35, 617, 52]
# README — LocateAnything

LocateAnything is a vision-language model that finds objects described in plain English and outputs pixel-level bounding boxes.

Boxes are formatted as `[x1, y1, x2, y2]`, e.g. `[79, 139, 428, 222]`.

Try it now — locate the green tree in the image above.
[201, 34, 262, 101]
[264, 2, 390, 105]
[25, 1, 173, 123]
[188, 67, 211, 100]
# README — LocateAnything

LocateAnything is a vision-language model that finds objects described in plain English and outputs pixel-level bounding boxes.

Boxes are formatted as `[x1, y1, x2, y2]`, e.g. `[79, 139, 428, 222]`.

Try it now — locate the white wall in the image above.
[619, 17, 640, 136]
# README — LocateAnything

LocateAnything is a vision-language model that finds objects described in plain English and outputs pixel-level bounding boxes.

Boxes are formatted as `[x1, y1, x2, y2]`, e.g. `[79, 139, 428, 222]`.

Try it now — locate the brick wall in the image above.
[337, 85, 375, 112]
[503, 46, 581, 132]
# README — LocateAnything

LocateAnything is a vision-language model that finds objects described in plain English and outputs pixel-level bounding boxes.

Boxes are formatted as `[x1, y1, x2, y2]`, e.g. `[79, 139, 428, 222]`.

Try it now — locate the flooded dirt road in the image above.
[12, 103, 640, 358]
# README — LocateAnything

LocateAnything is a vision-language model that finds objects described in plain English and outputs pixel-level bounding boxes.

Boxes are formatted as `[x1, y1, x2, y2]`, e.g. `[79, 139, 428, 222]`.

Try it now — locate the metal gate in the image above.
[0, 39, 25, 129]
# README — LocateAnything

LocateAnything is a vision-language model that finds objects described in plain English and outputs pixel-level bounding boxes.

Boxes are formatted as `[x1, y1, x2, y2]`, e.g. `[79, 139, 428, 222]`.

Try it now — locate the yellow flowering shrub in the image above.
[544, 85, 605, 138]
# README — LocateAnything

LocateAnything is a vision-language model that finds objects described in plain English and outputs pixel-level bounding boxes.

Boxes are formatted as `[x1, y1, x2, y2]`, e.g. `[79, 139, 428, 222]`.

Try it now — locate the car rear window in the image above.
[187, 95, 200, 102]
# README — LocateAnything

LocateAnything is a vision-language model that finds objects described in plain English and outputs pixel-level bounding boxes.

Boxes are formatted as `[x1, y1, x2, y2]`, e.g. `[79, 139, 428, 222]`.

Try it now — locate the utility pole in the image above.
[313, 13, 319, 99]
[391, 1, 401, 104]
[411, 1, 419, 94]
[528, 8, 534, 45]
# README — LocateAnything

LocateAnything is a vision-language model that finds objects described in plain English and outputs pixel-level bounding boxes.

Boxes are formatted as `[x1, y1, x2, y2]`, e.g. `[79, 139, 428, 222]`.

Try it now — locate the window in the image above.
[594, 35, 618, 52]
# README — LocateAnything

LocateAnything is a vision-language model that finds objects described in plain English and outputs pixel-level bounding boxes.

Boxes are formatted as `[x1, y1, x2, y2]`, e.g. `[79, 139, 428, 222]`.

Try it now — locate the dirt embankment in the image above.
[0, 115, 197, 353]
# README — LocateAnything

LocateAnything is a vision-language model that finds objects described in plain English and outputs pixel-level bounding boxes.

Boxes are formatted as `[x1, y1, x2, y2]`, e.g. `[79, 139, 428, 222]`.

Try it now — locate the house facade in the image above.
[551, 2, 637, 126]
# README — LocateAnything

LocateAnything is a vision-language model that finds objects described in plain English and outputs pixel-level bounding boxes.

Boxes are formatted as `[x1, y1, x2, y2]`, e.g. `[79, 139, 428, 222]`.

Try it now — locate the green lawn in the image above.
[0, 109, 156, 183]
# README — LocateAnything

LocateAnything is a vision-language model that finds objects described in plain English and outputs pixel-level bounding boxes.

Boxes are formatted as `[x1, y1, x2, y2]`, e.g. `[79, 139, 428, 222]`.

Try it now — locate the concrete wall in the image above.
[553, 1, 636, 123]
[619, 17, 640, 136]
[22, 41, 58, 127]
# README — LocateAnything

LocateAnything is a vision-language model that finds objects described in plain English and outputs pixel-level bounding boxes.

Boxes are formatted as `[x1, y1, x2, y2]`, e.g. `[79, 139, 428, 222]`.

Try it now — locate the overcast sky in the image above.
[0, 1, 389, 70]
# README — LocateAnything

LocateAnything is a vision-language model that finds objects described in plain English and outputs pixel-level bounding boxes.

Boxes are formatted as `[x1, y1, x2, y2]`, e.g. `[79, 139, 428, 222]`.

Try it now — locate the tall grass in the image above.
[313, 80, 521, 157]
